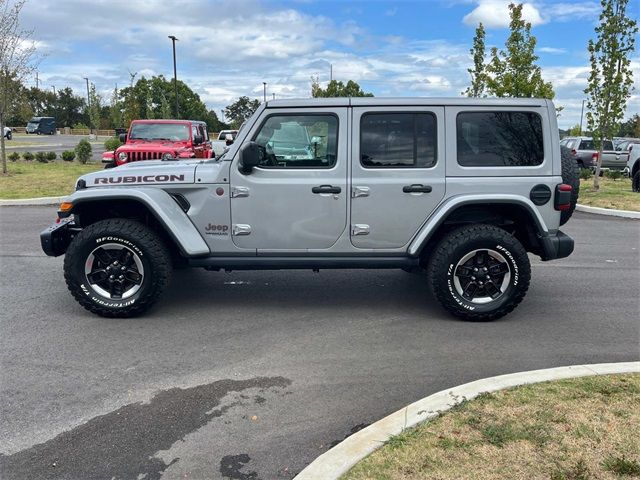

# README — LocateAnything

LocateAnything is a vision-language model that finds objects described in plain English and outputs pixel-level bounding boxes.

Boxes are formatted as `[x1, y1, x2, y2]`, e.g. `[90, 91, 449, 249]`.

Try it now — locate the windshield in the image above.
[129, 123, 190, 141]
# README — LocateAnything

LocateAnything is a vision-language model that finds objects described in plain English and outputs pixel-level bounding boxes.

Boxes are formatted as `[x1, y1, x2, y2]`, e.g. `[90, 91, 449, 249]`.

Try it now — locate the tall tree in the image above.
[109, 84, 122, 128]
[0, 0, 39, 174]
[88, 83, 101, 133]
[311, 78, 373, 97]
[617, 114, 640, 138]
[56, 87, 86, 128]
[485, 3, 555, 99]
[224, 96, 260, 129]
[585, 0, 637, 189]
[464, 23, 487, 97]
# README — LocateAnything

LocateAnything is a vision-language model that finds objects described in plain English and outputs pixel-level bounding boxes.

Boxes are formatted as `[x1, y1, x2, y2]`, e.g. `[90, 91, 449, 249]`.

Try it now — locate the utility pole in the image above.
[51, 85, 56, 96]
[168, 35, 179, 117]
[579, 99, 586, 135]
[220, 109, 225, 123]
[330, 64, 333, 82]
[263, 82, 267, 102]
[272, 93, 275, 100]
[35, 71, 39, 89]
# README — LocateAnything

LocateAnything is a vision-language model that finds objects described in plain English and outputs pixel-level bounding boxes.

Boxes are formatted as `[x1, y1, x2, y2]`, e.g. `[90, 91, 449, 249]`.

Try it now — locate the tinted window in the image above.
[579, 139, 614, 150]
[253, 115, 338, 168]
[457, 112, 544, 167]
[361, 113, 437, 168]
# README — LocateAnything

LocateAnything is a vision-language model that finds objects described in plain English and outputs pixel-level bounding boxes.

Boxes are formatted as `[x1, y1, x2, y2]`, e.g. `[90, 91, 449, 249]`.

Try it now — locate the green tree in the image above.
[109, 85, 122, 128]
[224, 96, 260, 128]
[585, 0, 637, 189]
[617, 114, 640, 137]
[88, 83, 101, 133]
[485, 3, 555, 99]
[464, 23, 487, 97]
[567, 124, 582, 136]
[56, 87, 86, 128]
[311, 78, 373, 97]
[1, 0, 39, 174]
[205, 109, 228, 133]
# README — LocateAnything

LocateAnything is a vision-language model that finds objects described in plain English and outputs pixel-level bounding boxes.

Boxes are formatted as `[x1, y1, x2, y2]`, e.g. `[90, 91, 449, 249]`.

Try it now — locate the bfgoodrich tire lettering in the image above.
[64, 219, 172, 317]
[427, 224, 531, 321]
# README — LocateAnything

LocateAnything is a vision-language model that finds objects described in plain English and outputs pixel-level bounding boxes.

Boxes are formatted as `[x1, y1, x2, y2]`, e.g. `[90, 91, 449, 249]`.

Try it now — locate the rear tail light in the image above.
[592, 152, 599, 162]
[555, 184, 573, 211]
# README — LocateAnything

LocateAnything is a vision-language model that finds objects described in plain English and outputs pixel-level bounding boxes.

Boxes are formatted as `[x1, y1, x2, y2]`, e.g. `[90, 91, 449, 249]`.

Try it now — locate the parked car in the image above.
[211, 129, 239, 157]
[42, 97, 578, 321]
[25, 117, 56, 135]
[102, 119, 213, 168]
[3, 126, 11, 140]
[560, 136, 624, 170]
[622, 142, 640, 192]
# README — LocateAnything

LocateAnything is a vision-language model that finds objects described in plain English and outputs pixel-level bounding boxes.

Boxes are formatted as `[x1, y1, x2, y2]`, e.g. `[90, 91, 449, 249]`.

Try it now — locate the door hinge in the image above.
[351, 224, 370, 236]
[352, 186, 370, 198]
[232, 224, 252, 236]
[231, 186, 250, 198]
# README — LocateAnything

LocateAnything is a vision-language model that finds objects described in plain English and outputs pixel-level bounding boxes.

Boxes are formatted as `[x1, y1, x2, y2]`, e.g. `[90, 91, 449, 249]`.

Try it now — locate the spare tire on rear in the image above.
[560, 145, 580, 226]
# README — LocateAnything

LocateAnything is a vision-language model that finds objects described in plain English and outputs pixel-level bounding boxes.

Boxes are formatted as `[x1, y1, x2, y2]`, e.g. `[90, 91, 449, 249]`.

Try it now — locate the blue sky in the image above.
[23, 0, 639, 128]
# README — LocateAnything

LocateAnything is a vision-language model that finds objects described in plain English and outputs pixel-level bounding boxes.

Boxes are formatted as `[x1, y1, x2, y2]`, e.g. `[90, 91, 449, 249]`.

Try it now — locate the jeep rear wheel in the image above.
[427, 224, 531, 321]
[633, 169, 640, 193]
[63, 219, 172, 317]
[560, 146, 580, 226]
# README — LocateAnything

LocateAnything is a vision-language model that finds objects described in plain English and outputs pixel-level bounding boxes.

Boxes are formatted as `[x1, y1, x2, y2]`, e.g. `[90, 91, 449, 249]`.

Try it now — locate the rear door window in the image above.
[456, 111, 544, 167]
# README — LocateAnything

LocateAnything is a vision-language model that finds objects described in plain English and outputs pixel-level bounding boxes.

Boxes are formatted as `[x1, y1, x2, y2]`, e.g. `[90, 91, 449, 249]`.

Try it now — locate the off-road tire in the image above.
[64, 219, 172, 317]
[427, 224, 531, 322]
[560, 145, 580, 225]
[633, 169, 640, 193]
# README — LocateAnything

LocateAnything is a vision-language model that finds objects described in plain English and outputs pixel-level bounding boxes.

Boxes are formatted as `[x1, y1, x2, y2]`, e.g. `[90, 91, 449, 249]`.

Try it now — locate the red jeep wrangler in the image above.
[102, 119, 213, 168]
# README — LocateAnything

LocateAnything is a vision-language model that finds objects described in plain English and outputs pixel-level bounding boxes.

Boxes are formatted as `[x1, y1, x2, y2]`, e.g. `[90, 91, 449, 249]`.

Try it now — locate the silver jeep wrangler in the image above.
[41, 98, 578, 321]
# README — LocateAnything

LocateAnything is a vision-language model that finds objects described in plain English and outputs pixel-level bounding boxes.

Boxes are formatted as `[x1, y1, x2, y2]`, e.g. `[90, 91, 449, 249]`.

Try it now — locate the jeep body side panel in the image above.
[66, 188, 210, 256]
[350, 106, 446, 248]
[228, 107, 349, 252]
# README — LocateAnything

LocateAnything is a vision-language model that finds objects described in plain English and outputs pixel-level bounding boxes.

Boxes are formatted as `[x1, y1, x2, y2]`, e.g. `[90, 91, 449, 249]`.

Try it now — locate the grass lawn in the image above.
[579, 177, 640, 211]
[343, 373, 640, 480]
[0, 160, 102, 199]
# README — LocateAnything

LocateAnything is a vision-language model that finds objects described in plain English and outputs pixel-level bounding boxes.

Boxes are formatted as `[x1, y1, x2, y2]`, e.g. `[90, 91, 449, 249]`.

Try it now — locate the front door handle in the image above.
[402, 184, 432, 193]
[312, 185, 341, 194]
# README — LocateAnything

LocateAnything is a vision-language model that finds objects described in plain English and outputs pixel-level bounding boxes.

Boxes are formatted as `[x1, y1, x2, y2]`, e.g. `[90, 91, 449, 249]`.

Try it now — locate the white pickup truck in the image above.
[211, 129, 238, 157]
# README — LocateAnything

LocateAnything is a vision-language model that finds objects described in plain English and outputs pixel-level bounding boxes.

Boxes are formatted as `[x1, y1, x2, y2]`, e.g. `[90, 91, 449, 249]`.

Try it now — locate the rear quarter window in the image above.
[456, 111, 544, 167]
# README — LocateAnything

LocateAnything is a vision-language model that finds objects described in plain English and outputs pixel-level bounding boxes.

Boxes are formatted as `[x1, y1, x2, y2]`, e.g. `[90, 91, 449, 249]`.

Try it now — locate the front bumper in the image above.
[540, 230, 574, 261]
[40, 217, 79, 257]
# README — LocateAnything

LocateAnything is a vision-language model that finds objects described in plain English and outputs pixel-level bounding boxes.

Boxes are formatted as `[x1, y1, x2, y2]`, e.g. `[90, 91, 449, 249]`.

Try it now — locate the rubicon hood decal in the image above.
[93, 174, 185, 184]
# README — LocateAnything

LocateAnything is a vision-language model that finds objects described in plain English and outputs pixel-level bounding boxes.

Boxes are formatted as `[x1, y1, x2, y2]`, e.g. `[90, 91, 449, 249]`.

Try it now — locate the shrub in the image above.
[104, 136, 122, 151]
[605, 170, 622, 181]
[61, 150, 76, 162]
[8, 152, 20, 162]
[35, 151, 48, 163]
[46, 151, 57, 161]
[75, 139, 92, 164]
[73, 122, 89, 130]
[580, 168, 593, 180]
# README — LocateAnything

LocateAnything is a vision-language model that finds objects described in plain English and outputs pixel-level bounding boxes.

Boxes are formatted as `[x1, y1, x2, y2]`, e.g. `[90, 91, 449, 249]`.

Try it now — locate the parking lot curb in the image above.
[0, 196, 65, 206]
[295, 361, 640, 480]
[576, 204, 640, 219]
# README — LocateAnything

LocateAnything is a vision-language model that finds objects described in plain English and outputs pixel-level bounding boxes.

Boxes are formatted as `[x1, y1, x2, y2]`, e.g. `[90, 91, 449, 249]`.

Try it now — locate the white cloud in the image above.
[463, 1, 544, 28]
[546, 2, 601, 21]
[539, 47, 568, 54]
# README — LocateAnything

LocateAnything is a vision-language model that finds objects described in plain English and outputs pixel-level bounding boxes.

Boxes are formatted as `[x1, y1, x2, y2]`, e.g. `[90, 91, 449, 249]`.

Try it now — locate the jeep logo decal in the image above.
[93, 174, 185, 184]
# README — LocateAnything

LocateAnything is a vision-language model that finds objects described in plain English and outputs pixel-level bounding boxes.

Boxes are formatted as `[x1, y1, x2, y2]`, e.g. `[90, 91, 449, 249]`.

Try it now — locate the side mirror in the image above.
[225, 133, 234, 146]
[239, 142, 263, 174]
[311, 136, 321, 144]
[119, 133, 127, 143]
[193, 134, 204, 145]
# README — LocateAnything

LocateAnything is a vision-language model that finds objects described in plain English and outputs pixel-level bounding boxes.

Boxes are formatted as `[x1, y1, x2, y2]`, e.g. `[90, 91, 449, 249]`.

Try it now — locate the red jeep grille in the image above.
[126, 151, 162, 161]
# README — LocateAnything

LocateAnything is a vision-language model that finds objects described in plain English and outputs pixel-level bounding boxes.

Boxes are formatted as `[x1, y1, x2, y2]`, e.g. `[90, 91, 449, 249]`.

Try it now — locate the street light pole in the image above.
[263, 82, 267, 103]
[168, 35, 179, 118]
[579, 99, 586, 135]
[51, 85, 56, 96]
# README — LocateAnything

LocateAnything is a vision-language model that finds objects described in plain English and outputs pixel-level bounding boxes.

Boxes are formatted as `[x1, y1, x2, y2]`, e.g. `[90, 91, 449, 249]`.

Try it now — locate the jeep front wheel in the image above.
[427, 225, 531, 321]
[63, 219, 172, 317]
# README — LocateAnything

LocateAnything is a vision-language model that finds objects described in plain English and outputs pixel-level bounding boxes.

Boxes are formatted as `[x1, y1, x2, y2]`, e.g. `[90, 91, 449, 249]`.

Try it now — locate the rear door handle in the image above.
[402, 184, 432, 193]
[312, 185, 341, 194]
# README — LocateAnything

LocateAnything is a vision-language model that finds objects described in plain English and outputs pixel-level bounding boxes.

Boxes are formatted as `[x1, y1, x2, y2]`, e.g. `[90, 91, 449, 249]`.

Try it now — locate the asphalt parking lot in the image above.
[0, 208, 638, 479]
[4, 134, 106, 161]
